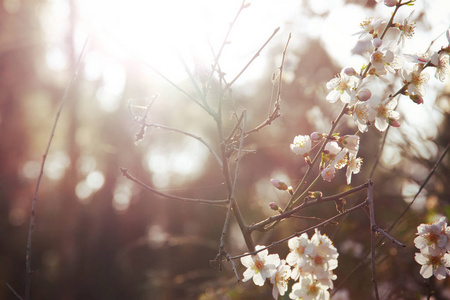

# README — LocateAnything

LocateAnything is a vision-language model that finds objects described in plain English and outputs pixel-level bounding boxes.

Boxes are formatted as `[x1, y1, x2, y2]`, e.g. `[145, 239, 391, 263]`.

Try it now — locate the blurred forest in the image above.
[0, 0, 449, 299]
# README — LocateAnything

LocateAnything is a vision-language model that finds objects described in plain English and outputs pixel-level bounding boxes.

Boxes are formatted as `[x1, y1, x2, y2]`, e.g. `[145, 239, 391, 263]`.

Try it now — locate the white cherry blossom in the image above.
[346, 151, 363, 185]
[431, 52, 450, 82]
[355, 17, 385, 39]
[289, 274, 330, 300]
[270, 260, 291, 299]
[241, 245, 280, 286]
[370, 97, 400, 132]
[402, 64, 430, 97]
[287, 234, 315, 280]
[326, 71, 359, 104]
[414, 248, 450, 280]
[290, 135, 312, 156]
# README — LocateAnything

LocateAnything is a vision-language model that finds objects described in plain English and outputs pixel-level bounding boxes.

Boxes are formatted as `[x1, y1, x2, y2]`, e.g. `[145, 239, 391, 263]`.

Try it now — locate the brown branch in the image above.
[249, 182, 369, 232]
[6, 283, 23, 300]
[230, 200, 368, 261]
[369, 127, 390, 179]
[245, 32, 291, 136]
[334, 142, 449, 295]
[141, 123, 223, 168]
[226, 27, 280, 89]
[387, 141, 450, 233]
[25, 36, 89, 300]
[367, 180, 380, 300]
[120, 168, 228, 205]
[216, 111, 247, 267]
[133, 95, 158, 143]
[206, 0, 249, 91]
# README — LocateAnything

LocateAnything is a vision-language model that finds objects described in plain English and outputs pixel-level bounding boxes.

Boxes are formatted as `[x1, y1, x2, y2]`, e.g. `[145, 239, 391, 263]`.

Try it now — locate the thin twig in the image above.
[6, 283, 23, 300]
[231, 111, 247, 197]
[245, 33, 291, 136]
[177, 52, 208, 107]
[133, 95, 158, 143]
[369, 127, 390, 179]
[24, 36, 89, 300]
[206, 0, 248, 92]
[120, 168, 228, 205]
[367, 180, 380, 300]
[333, 143, 449, 294]
[216, 92, 255, 253]
[216, 111, 247, 270]
[231, 200, 368, 260]
[226, 27, 280, 89]
[249, 182, 369, 232]
[387, 141, 450, 233]
[141, 60, 217, 118]
[141, 123, 223, 167]
[225, 252, 241, 282]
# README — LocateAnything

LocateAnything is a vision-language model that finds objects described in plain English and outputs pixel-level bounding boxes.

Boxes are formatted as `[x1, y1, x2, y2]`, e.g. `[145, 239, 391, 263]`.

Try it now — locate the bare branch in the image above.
[387, 141, 450, 233]
[120, 168, 228, 205]
[367, 180, 380, 300]
[141, 123, 223, 168]
[369, 127, 390, 179]
[226, 27, 280, 89]
[249, 182, 369, 232]
[231, 200, 368, 261]
[25, 36, 89, 300]
[245, 32, 291, 136]
[206, 0, 249, 91]
[6, 283, 23, 300]
[141, 60, 217, 118]
[133, 95, 158, 143]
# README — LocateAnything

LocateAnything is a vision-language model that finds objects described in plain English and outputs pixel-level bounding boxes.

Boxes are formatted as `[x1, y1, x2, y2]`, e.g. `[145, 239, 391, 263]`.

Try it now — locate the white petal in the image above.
[420, 264, 433, 279]
[253, 271, 265, 286]
[240, 255, 254, 268]
[242, 268, 254, 282]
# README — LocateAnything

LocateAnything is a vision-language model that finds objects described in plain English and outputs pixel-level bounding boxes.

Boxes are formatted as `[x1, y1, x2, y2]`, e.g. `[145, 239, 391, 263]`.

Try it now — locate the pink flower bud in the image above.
[384, 0, 397, 7]
[372, 38, 383, 48]
[270, 179, 288, 191]
[409, 94, 424, 104]
[342, 67, 357, 77]
[389, 119, 401, 127]
[269, 202, 280, 211]
[357, 88, 372, 102]
[310, 132, 325, 142]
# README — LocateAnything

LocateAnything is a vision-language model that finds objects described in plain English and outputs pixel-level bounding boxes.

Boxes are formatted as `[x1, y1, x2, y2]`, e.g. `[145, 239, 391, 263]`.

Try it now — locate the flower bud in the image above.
[269, 202, 282, 213]
[308, 191, 323, 199]
[372, 37, 383, 48]
[409, 94, 424, 104]
[389, 119, 401, 127]
[384, 0, 397, 7]
[342, 67, 357, 77]
[269, 202, 279, 211]
[310, 132, 325, 143]
[357, 88, 372, 102]
[270, 179, 288, 191]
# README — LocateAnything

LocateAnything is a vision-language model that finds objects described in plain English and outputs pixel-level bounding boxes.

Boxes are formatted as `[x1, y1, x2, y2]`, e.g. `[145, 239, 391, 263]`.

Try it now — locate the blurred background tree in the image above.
[0, 0, 449, 299]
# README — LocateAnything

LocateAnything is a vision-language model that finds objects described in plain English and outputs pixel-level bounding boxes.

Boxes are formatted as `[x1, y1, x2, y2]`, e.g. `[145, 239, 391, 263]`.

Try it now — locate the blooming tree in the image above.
[24, 0, 450, 299]
[119, 1, 450, 298]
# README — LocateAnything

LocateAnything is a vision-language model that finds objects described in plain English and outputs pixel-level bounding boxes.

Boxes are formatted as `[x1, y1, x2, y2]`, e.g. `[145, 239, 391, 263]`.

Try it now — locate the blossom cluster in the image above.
[241, 229, 338, 300]
[326, 10, 450, 134]
[290, 3, 450, 186]
[414, 217, 450, 280]
[290, 132, 362, 184]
